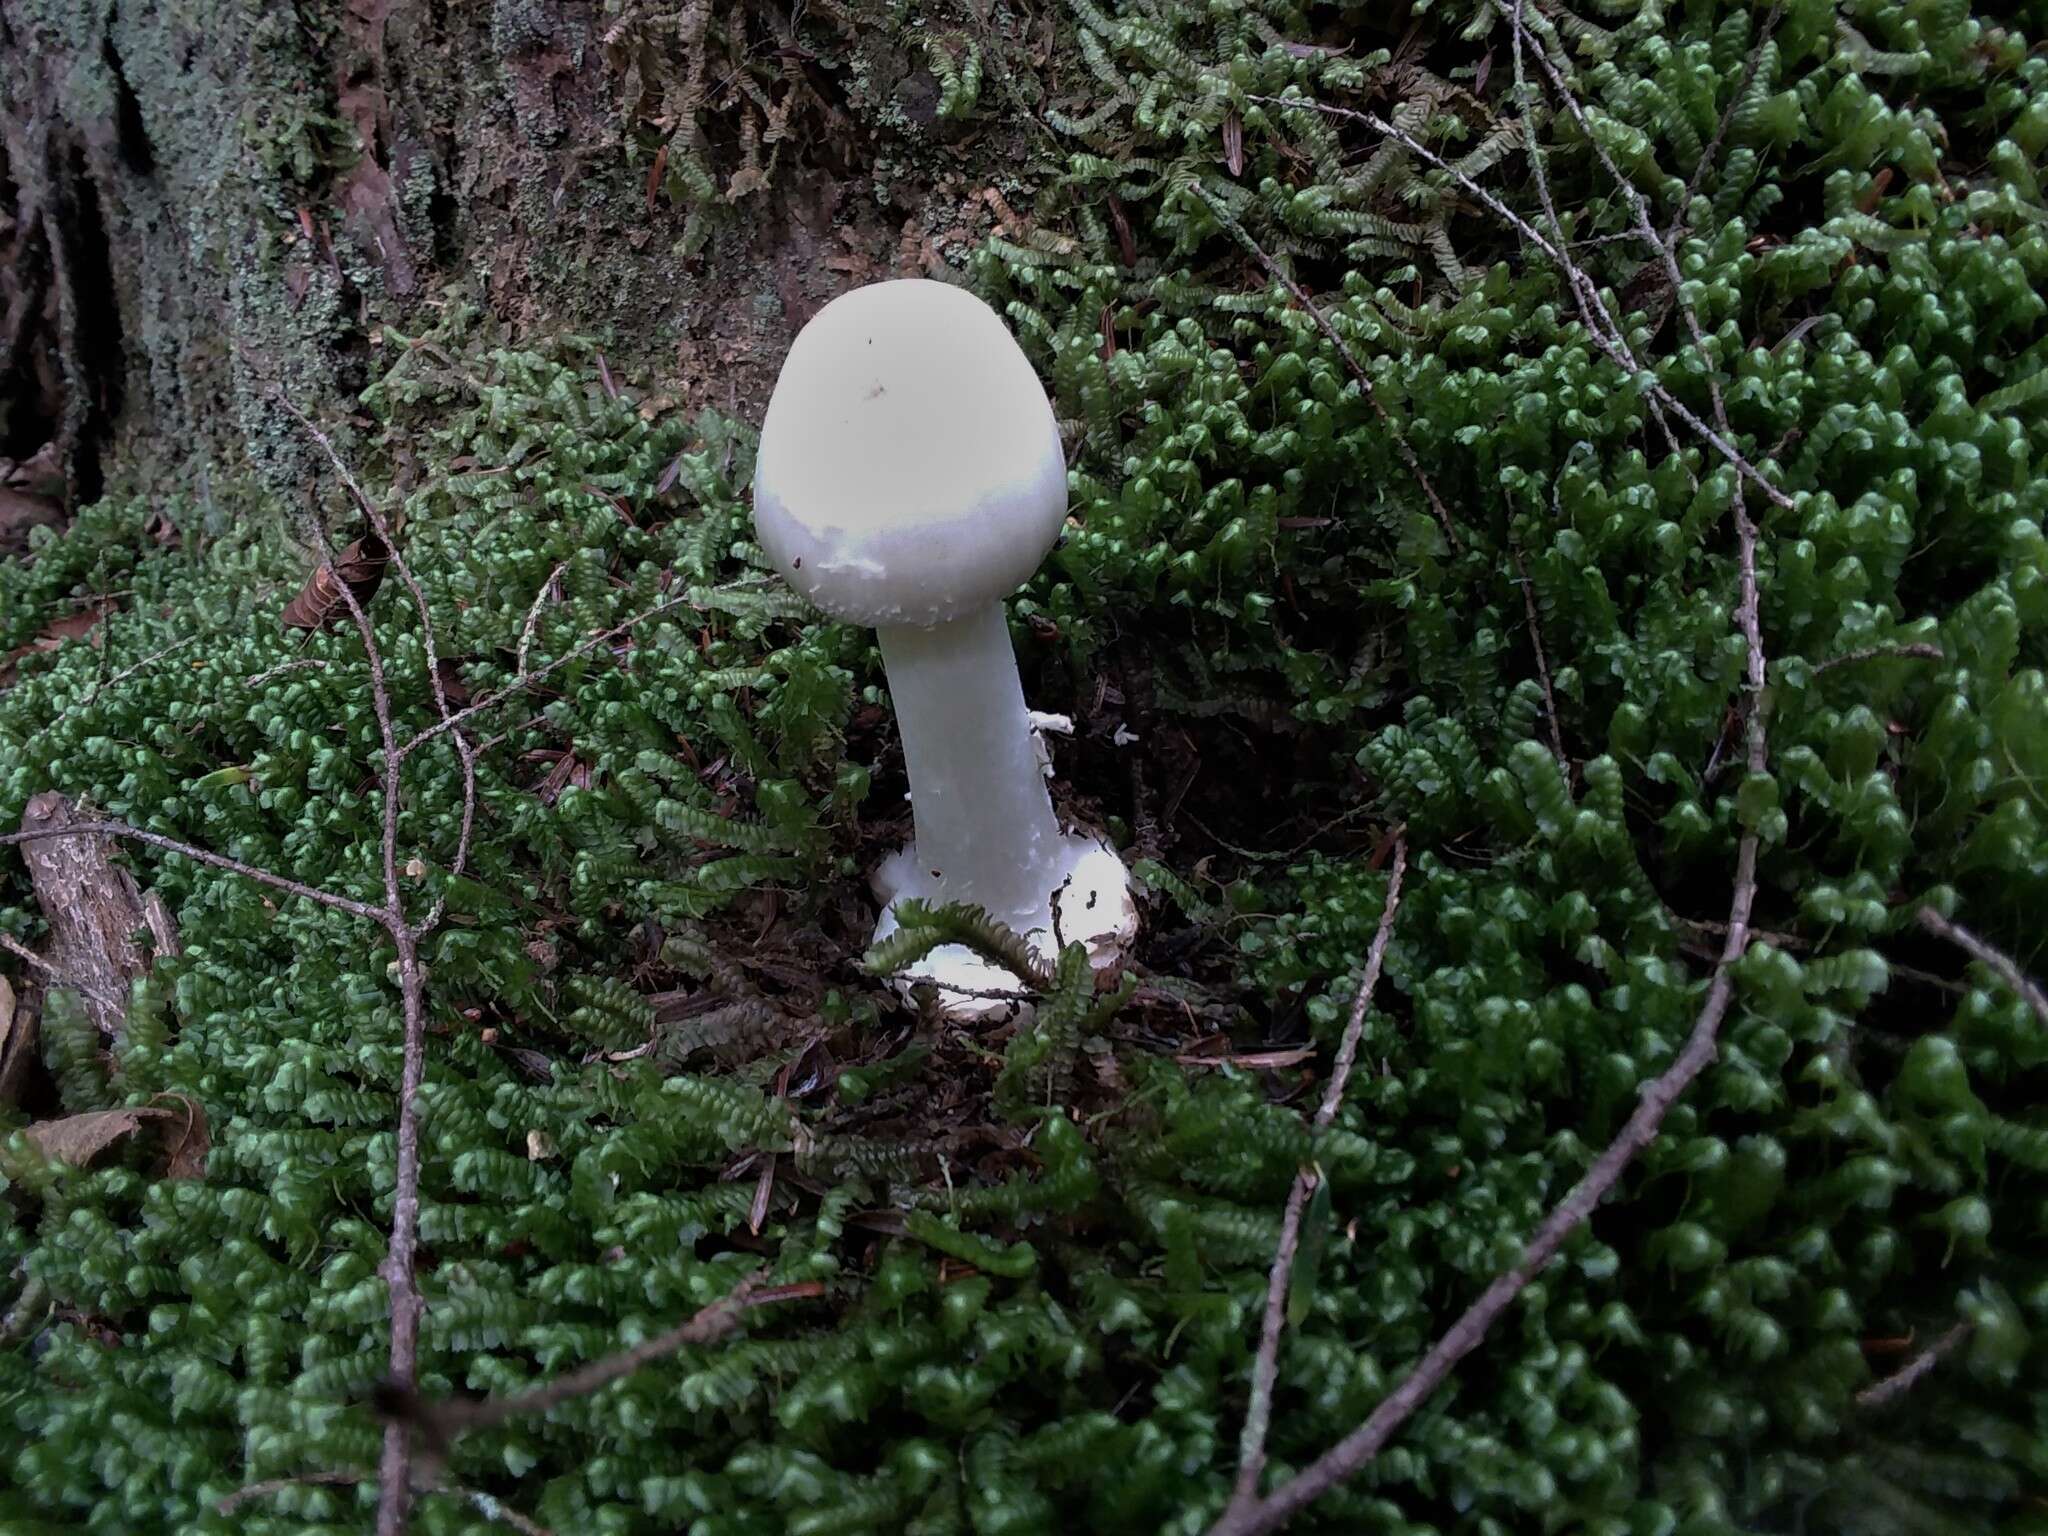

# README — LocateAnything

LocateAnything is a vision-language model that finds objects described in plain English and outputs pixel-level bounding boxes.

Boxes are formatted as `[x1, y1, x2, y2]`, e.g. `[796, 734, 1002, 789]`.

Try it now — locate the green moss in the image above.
[4, 1, 2048, 1533]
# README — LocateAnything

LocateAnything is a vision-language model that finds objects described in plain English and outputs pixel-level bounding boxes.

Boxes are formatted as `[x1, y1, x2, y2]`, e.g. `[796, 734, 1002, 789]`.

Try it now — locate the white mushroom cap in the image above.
[752, 279, 1068, 629]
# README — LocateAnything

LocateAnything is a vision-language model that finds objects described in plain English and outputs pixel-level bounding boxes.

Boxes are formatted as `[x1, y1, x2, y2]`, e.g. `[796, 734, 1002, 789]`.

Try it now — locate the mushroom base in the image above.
[871, 832, 1138, 1021]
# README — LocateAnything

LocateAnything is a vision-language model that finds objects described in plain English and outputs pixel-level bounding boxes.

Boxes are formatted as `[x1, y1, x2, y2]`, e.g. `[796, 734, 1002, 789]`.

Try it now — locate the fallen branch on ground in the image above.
[217, 1470, 554, 1535]
[1227, 835, 1406, 1517]
[1207, 618, 1765, 1535]
[1857, 1320, 1973, 1411]
[377, 1275, 823, 1449]
[1247, 93, 1796, 516]
[1811, 643, 1945, 674]
[0, 396, 721, 1534]
[1214, 46, 1776, 1532]
[1191, 186, 1463, 554]
[1916, 909, 2048, 1026]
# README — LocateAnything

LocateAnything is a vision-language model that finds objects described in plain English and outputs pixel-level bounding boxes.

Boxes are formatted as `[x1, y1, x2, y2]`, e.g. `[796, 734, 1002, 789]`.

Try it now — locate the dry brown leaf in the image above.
[282, 530, 390, 630]
[529, 748, 594, 806]
[24, 1106, 170, 1168]
[19, 1095, 209, 1177]
[2, 605, 116, 687]
[43, 609, 106, 647]
[1222, 108, 1244, 177]
[1174, 1047, 1316, 1071]
[434, 656, 473, 705]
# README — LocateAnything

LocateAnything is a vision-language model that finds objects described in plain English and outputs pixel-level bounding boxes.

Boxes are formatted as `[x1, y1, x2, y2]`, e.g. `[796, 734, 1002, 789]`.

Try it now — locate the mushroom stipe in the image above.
[752, 279, 1138, 1018]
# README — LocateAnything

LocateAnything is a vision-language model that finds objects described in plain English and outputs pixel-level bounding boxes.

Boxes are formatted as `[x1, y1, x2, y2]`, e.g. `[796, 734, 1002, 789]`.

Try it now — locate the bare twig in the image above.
[1672, 3, 1784, 247]
[1515, 0, 1751, 517]
[0, 819, 386, 922]
[390, 1276, 821, 1443]
[456, 1488, 556, 1536]
[243, 407, 423, 1535]
[1505, 16, 1688, 469]
[1190, 187, 1462, 553]
[376, 923, 430, 1536]
[1516, 11, 1735, 390]
[1857, 1320, 1972, 1410]
[1510, 544, 1568, 766]
[1248, 94, 1795, 515]
[1228, 836, 1406, 1515]
[265, 399, 478, 1535]
[517, 563, 568, 677]
[0, 930, 128, 1014]
[276, 391, 482, 932]
[0, 370, 751, 1536]
[404, 593, 696, 757]
[41, 635, 200, 736]
[217, 1470, 555, 1535]
[1917, 908, 2048, 1025]
[245, 656, 328, 688]
[1209, 825, 1762, 1532]
[1811, 643, 1944, 674]
[217, 1470, 366, 1515]
[1218, 49, 1775, 1519]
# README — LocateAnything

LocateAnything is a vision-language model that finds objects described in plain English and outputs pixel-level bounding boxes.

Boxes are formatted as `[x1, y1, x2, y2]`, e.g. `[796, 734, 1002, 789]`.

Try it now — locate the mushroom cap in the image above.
[752, 279, 1068, 628]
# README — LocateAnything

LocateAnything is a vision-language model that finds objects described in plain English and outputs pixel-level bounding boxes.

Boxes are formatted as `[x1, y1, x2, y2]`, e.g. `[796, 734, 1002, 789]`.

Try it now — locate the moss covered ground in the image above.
[4, 0, 2048, 1532]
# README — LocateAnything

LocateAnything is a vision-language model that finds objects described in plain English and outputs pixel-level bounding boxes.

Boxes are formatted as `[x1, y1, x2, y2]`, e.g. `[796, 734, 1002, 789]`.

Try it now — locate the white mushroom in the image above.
[752, 278, 1136, 1015]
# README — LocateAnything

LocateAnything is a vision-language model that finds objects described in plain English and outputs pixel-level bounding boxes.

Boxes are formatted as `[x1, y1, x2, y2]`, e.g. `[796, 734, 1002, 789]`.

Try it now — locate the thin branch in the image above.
[1229, 836, 1407, 1514]
[217, 1470, 554, 1535]
[1213, 82, 1775, 1514]
[1514, 9, 1740, 445]
[275, 390, 482, 935]
[269, 412, 418, 1535]
[1811, 642, 1944, 674]
[1190, 186, 1462, 554]
[1857, 1320, 1972, 1410]
[1672, 3, 1784, 247]
[41, 635, 199, 737]
[1310, 838, 1407, 1135]
[403, 593, 697, 757]
[1249, 94, 1795, 514]
[1208, 832, 1761, 1534]
[387, 1277, 821, 1443]
[0, 820, 387, 922]
[1506, 17, 1687, 468]
[217, 1471, 365, 1514]
[456, 1488, 556, 1536]
[517, 563, 567, 677]
[1510, 545, 1568, 766]
[245, 656, 328, 688]
[297, 489, 403, 906]
[376, 925, 430, 1536]
[0, 930, 129, 1013]
[263, 391, 444, 1536]
[1916, 908, 2048, 1026]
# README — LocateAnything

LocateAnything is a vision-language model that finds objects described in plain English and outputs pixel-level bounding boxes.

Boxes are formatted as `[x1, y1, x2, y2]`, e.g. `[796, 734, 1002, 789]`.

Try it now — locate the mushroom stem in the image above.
[877, 605, 1062, 925]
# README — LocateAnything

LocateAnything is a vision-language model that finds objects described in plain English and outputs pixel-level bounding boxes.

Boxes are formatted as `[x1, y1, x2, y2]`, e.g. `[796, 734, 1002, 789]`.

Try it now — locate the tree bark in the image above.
[0, 0, 1039, 518]
[16, 791, 176, 1040]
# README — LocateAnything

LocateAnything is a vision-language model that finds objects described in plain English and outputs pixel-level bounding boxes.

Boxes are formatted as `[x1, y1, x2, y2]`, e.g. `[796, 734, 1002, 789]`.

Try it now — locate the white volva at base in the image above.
[871, 831, 1139, 1020]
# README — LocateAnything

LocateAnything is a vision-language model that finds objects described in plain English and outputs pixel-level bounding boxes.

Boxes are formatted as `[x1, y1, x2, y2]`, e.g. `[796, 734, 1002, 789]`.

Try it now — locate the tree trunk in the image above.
[0, 0, 1042, 518]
